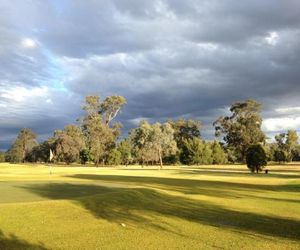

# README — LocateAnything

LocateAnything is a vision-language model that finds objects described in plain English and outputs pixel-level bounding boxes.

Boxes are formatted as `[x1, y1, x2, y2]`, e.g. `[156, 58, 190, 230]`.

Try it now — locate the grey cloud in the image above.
[0, 0, 300, 149]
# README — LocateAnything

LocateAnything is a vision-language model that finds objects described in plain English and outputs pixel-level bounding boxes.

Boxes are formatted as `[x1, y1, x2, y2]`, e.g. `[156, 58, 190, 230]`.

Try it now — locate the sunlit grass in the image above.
[0, 163, 300, 249]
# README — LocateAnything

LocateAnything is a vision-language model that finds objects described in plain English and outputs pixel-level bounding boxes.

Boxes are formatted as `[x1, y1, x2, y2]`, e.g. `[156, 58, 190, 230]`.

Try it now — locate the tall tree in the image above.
[275, 130, 298, 162]
[82, 95, 101, 117]
[83, 111, 115, 166]
[107, 148, 122, 165]
[292, 145, 300, 161]
[214, 99, 266, 162]
[7, 128, 37, 163]
[100, 95, 127, 125]
[286, 130, 299, 161]
[181, 138, 213, 165]
[129, 121, 157, 165]
[130, 121, 177, 169]
[81, 95, 126, 166]
[169, 119, 201, 147]
[211, 141, 227, 164]
[54, 125, 85, 164]
[168, 118, 202, 163]
[117, 139, 133, 166]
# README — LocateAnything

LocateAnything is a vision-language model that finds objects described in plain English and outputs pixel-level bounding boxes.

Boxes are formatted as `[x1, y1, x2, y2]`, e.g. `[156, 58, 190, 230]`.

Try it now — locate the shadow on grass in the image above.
[22, 182, 300, 242]
[0, 230, 47, 250]
[246, 195, 300, 204]
[176, 169, 300, 179]
[65, 174, 300, 196]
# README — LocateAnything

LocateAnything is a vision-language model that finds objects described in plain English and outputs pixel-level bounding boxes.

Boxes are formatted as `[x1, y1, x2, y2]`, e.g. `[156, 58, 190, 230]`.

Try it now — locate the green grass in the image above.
[0, 163, 300, 249]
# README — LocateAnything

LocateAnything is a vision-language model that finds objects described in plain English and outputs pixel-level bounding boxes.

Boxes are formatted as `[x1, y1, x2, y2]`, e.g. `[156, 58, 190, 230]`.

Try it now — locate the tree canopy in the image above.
[214, 99, 266, 162]
[4, 97, 298, 169]
[246, 144, 267, 173]
[130, 121, 177, 168]
[7, 128, 37, 163]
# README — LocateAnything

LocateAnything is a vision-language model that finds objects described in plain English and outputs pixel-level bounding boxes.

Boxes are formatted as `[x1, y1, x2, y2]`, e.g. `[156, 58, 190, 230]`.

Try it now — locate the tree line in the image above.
[1, 96, 299, 169]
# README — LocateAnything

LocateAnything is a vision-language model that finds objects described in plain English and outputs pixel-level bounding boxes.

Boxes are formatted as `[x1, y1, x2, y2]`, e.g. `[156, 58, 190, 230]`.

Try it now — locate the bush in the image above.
[181, 138, 213, 165]
[274, 149, 287, 163]
[80, 149, 91, 164]
[211, 141, 227, 164]
[246, 144, 267, 173]
[107, 149, 122, 166]
[0, 152, 5, 162]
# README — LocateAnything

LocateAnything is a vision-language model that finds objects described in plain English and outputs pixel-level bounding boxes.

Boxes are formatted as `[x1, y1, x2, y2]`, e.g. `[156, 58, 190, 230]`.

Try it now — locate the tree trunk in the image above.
[158, 150, 163, 170]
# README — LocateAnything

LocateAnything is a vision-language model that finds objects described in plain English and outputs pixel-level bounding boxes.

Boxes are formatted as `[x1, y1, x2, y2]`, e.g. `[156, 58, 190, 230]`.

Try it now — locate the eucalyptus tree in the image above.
[211, 141, 227, 164]
[129, 121, 158, 165]
[81, 95, 126, 166]
[181, 138, 213, 165]
[107, 148, 122, 165]
[275, 130, 299, 162]
[130, 121, 177, 169]
[54, 125, 85, 164]
[168, 118, 202, 163]
[117, 139, 133, 166]
[100, 95, 127, 125]
[7, 128, 37, 163]
[214, 99, 266, 162]
[168, 118, 201, 148]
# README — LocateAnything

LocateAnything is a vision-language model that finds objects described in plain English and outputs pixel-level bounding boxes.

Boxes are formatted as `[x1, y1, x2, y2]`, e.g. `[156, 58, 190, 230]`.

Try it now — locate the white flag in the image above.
[49, 149, 54, 162]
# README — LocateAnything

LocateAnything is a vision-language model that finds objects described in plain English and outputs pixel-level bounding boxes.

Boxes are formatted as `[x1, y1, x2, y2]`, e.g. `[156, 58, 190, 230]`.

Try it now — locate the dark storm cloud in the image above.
[0, 0, 300, 149]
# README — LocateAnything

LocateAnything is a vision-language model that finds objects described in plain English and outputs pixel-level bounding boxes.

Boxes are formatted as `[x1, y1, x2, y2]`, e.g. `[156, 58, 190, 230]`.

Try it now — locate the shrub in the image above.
[274, 149, 287, 163]
[107, 149, 122, 166]
[246, 144, 267, 173]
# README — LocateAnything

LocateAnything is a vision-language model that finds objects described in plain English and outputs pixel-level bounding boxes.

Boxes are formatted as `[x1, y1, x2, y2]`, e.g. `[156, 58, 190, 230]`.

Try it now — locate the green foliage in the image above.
[6, 128, 37, 163]
[81, 95, 126, 166]
[181, 138, 213, 165]
[117, 139, 133, 165]
[80, 149, 91, 164]
[82, 95, 101, 117]
[85, 116, 115, 165]
[163, 154, 180, 165]
[129, 121, 177, 168]
[224, 147, 238, 163]
[27, 137, 56, 163]
[107, 148, 122, 165]
[54, 125, 85, 164]
[100, 95, 127, 125]
[0, 152, 5, 162]
[202, 144, 213, 164]
[286, 130, 299, 159]
[265, 143, 276, 161]
[214, 99, 266, 162]
[246, 144, 267, 173]
[211, 141, 227, 164]
[5, 97, 293, 168]
[274, 149, 287, 163]
[168, 118, 201, 163]
[275, 130, 299, 162]
[292, 145, 300, 161]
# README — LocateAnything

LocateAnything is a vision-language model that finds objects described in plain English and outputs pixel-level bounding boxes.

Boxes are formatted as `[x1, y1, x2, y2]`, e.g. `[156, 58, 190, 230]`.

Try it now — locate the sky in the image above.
[0, 0, 300, 150]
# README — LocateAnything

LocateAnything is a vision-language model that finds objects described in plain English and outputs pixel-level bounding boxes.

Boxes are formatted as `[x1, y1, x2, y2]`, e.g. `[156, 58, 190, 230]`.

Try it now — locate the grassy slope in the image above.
[0, 163, 299, 249]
